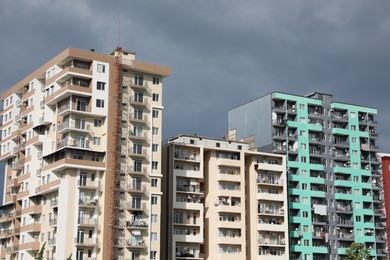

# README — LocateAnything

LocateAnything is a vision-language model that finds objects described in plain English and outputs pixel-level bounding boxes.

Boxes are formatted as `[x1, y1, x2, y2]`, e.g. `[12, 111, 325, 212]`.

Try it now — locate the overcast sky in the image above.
[1, 0, 390, 151]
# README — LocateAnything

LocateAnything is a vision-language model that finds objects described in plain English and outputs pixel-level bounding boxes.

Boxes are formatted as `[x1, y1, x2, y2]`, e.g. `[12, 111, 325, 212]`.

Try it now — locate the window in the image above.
[303, 211, 308, 218]
[97, 81, 106, 90]
[301, 143, 306, 149]
[356, 215, 361, 222]
[354, 189, 359, 195]
[300, 130, 306, 136]
[357, 229, 362, 236]
[300, 104, 305, 110]
[152, 93, 159, 102]
[152, 77, 160, 85]
[94, 119, 102, 127]
[350, 112, 356, 118]
[151, 179, 158, 187]
[302, 197, 308, 204]
[152, 110, 159, 118]
[351, 125, 356, 131]
[354, 176, 358, 182]
[150, 251, 157, 260]
[352, 137, 357, 143]
[304, 225, 309, 232]
[151, 196, 158, 205]
[301, 157, 306, 163]
[97, 64, 105, 73]
[93, 137, 101, 145]
[152, 161, 158, 170]
[302, 184, 307, 190]
[304, 239, 309, 246]
[152, 127, 159, 135]
[355, 202, 360, 209]
[135, 74, 144, 85]
[300, 117, 305, 123]
[152, 144, 158, 152]
[151, 214, 158, 223]
[96, 99, 105, 108]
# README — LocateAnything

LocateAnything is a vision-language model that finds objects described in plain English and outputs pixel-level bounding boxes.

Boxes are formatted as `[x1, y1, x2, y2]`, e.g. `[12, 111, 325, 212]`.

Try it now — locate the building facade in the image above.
[162, 135, 289, 260]
[228, 92, 387, 260]
[379, 154, 390, 248]
[0, 47, 170, 260]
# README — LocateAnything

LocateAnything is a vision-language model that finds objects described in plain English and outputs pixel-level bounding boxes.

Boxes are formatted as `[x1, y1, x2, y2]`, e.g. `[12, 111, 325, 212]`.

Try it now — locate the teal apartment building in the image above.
[228, 92, 387, 260]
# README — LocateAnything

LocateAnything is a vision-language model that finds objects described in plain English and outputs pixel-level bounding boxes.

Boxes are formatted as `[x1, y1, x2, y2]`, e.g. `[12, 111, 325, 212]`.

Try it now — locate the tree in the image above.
[35, 242, 46, 260]
[345, 242, 370, 260]
[66, 254, 72, 260]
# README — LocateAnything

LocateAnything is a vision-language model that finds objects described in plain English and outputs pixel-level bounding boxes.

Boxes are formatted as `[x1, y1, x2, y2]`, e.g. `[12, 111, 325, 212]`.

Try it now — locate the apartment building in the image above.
[379, 154, 390, 248]
[228, 92, 388, 260]
[161, 134, 289, 260]
[0, 47, 170, 260]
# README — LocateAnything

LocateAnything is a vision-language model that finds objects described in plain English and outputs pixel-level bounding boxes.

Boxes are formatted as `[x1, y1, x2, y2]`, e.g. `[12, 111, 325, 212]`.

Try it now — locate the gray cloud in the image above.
[0, 0, 390, 150]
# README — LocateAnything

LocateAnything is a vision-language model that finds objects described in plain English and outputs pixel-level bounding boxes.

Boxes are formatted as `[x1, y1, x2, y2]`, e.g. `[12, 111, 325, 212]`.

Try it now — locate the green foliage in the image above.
[35, 242, 46, 260]
[345, 242, 370, 260]
[66, 253, 72, 260]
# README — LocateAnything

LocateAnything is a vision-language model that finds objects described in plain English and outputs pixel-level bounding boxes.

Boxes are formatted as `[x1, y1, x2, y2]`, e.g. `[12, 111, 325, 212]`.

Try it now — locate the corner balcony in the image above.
[57, 102, 92, 117]
[42, 156, 105, 172]
[45, 80, 92, 106]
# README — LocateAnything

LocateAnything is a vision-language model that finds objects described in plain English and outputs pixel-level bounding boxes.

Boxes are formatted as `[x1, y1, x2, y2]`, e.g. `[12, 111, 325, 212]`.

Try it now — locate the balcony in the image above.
[121, 202, 148, 213]
[119, 183, 148, 195]
[126, 219, 148, 229]
[125, 239, 147, 249]
[58, 102, 90, 117]
[128, 148, 149, 160]
[58, 121, 92, 134]
[78, 217, 98, 227]
[79, 198, 98, 208]
[57, 139, 90, 150]
[129, 96, 149, 107]
[129, 79, 152, 94]
[74, 237, 98, 247]
[129, 131, 149, 143]
[77, 180, 101, 190]
[129, 114, 150, 126]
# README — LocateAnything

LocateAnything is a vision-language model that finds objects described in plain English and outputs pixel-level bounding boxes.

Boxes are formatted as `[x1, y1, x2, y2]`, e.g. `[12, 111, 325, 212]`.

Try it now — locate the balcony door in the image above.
[75, 118, 86, 129]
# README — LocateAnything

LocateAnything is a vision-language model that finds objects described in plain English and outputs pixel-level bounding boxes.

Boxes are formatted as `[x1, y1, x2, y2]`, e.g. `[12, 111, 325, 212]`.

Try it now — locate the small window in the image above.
[300, 104, 305, 110]
[152, 127, 158, 135]
[190, 139, 195, 144]
[152, 161, 158, 170]
[152, 93, 159, 102]
[94, 119, 102, 127]
[97, 64, 105, 73]
[96, 99, 105, 108]
[151, 179, 158, 187]
[216, 143, 220, 147]
[153, 77, 160, 85]
[152, 110, 159, 118]
[97, 81, 106, 90]
[151, 196, 158, 205]
[152, 144, 158, 152]
[238, 145, 242, 150]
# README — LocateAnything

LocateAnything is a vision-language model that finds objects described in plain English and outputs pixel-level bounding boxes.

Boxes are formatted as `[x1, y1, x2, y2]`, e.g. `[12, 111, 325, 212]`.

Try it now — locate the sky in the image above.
[0, 0, 390, 151]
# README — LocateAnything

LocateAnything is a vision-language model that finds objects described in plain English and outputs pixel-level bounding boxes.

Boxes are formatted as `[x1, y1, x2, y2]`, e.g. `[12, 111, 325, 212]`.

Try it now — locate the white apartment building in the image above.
[0, 47, 170, 260]
[162, 135, 289, 260]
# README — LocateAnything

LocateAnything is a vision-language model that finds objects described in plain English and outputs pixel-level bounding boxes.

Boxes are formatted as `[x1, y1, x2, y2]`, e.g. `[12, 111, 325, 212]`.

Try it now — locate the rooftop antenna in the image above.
[117, 17, 121, 48]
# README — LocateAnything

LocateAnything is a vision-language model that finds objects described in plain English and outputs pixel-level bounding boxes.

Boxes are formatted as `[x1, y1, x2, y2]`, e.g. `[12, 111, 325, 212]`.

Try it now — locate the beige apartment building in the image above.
[162, 135, 289, 260]
[0, 47, 170, 260]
